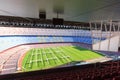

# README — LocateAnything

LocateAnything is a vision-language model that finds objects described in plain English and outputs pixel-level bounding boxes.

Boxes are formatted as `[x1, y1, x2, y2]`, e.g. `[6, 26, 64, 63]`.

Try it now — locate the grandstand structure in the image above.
[0, 0, 120, 80]
[0, 15, 119, 80]
[0, 19, 95, 74]
[90, 20, 120, 52]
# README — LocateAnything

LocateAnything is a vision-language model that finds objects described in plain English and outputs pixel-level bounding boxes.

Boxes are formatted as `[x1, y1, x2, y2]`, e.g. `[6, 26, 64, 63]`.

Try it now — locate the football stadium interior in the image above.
[0, 0, 120, 80]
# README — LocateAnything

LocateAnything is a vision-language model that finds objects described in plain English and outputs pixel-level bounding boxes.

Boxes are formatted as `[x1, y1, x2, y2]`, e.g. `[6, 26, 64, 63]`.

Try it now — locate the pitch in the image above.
[22, 46, 104, 71]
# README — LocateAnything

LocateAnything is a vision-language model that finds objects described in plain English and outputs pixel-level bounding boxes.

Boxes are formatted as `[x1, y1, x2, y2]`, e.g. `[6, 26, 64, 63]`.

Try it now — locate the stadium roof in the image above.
[0, 0, 120, 22]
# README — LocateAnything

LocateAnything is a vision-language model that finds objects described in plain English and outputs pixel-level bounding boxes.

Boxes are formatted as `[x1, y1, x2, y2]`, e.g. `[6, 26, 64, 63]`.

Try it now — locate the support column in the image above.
[89, 22, 93, 50]
[118, 22, 120, 52]
[108, 20, 112, 51]
[99, 21, 103, 50]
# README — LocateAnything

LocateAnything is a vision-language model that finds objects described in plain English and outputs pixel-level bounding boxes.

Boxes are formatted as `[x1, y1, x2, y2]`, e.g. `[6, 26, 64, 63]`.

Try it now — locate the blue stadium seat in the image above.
[0, 36, 104, 52]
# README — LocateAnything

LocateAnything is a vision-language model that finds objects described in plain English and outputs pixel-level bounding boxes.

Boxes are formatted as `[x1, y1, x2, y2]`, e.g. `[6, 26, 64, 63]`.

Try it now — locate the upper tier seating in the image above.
[0, 15, 86, 29]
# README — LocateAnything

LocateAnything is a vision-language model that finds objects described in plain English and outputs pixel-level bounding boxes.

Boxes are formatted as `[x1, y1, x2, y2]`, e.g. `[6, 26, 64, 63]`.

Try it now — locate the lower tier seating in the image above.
[0, 36, 92, 52]
[1, 60, 120, 80]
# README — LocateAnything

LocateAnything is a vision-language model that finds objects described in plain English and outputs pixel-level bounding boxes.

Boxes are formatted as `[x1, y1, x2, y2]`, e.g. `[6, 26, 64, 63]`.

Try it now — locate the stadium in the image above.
[0, 0, 120, 80]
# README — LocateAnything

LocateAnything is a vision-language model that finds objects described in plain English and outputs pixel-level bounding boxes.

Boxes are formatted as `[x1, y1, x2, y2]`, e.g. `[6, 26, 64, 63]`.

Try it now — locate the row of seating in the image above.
[0, 27, 92, 37]
[0, 15, 88, 29]
[2, 60, 120, 80]
[0, 47, 22, 74]
[0, 42, 90, 75]
[0, 36, 92, 52]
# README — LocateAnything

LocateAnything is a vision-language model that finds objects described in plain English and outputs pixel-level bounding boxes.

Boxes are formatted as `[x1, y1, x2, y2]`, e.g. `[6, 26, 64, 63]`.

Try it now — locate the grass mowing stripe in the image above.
[44, 48, 50, 65]
[51, 48, 65, 64]
[51, 47, 65, 63]
[28, 49, 33, 68]
[54, 47, 67, 62]
[46, 48, 56, 66]
[45, 48, 51, 65]
[58, 47, 71, 62]
[55, 47, 69, 63]
[36, 49, 40, 68]
[35, 49, 38, 67]
[40, 49, 44, 69]
[40, 49, 45, 69]
[67, 47, 93, 60]
[74, 46, 103, 59]
[61, 46, 84, 60]
[57, 48, 72, 64]
[59, 47, 76, 61]
[47, 48, 57, 65]
[49, 48, 61, 64]
[22, 50, 31, 71]
[31, 49, 37, 70]
[42, 48, 48, 67]
[22, 46, 104, 72]
[60, 47, 81, 61]
[62, 46, 102, 60]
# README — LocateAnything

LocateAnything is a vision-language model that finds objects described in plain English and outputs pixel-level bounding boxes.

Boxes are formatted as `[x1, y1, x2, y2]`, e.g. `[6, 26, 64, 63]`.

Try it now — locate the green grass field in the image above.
[22, 46, 104, 71]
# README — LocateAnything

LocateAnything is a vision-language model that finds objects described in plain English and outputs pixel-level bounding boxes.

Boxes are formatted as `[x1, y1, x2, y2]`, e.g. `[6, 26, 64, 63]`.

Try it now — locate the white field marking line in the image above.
[19, 49, 29, 69]
[48, 48, 58, 60]
[60, 47, 73, 58]
[35, 49, 41, 64]
[43, 48, 49, 64]
[29, 49, 42, 64]
[56, 47, 70, 62]
[47, 58, 56, 60]
[22, 66, 26, 71]
[28, 49, 34, 68]
[23, 50, 31, 69]
[28, 50, 32, 68]
[59, 48, 71, 61]
[45, 51, 52, 54]
[46, 48, 57, 64]
[52, 48, 65, 63]
[49, 48, 60, 63]
[50, 48, 63, 63]
[45, 48, 52, 63]
[35, 49, 38, 66]
[36, 49, 41, 67]
[30, 57, 58, 63]
[27, 55, 42, 63]
[40, 49, 44, 67]
[55, 47, 67, 61]
[31, 59, 42, 62]
[43, 48, 50, 65]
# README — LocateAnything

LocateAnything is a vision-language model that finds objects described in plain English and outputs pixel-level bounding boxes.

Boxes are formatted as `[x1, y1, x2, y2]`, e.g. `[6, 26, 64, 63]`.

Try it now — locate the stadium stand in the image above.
[0, 15, 119, 80]
[0, 25, 108, 52]
[0, 36, 93, 52]
[0, 60, 120, 80]
[0, 15, 88, 29]
[0, 46, 29, 74]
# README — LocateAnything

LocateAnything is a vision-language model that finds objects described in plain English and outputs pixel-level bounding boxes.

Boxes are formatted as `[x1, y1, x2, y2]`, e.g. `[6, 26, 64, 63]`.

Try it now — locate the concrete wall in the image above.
[93, 36, 120, 52]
